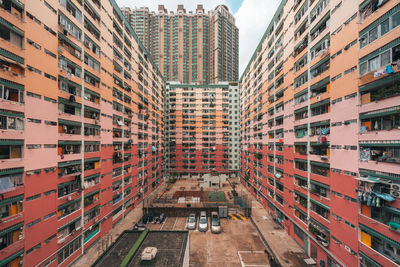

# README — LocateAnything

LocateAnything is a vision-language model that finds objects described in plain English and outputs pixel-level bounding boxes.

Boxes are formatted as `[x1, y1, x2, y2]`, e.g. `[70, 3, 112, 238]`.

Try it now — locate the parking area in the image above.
[147, 215, 269, 267]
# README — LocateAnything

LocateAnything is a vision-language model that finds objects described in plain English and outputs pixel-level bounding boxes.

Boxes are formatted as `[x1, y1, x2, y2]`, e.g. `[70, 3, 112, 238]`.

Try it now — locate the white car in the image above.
[198, 211, 208, 232]
[211, 212, 221, 234]
[187, 213, 196, 230]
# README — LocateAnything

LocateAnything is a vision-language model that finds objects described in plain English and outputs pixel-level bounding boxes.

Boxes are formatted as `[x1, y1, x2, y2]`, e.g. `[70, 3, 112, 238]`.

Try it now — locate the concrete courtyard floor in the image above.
[74, 178, 310, 267]
[147, 216, 269, 267]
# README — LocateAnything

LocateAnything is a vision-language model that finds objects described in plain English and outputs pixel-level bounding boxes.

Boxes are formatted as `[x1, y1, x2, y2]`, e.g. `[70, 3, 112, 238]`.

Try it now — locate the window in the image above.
[380, 50, 390, 66]
[0, 196, 23, 219]
[368, 56, 379, 72]
[381, 19, 390, 35]
[359, 10, 400, 48]
[369, 26, 378, 43]
[392, 11, 400, 29]
[359, 47, 392, 76]
[0, 114, 24, 130]
[58, 236, 81, 264]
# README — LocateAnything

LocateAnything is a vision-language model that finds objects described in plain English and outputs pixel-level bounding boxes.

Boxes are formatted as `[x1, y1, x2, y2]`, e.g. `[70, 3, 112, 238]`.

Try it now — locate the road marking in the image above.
[238, 251, 269, 267]
[160, 217, 167, 230]
[236, 214, 248, 221]
[172, 217, 177, 230]
[230, 214, 239, 221]
[237, 251, 245, 267]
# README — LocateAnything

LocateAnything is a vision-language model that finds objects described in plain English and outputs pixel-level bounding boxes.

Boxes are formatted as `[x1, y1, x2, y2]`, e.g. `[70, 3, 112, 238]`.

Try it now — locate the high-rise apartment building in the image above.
[164, 82, 240, 175]
[121, 4, 239, 84]
[240, 0, 400, 267]
[0, 0, 164, 266]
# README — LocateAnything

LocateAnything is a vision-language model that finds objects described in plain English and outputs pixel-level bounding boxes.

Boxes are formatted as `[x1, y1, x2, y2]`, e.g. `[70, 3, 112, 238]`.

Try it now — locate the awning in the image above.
[295, 158, 307, 164]
[0, 77, 24, 91]
[310, 76, 330, 91]
[359, 170, 399, 182]
[310, 179, 330, 190]
[311, 161, 330, 168]
[58, 198, 81, 210]
[85, 157, 100, 163]
[85, 189, 99, 198]
[0, 249, 24, 266]
[0, 50, 24, 65]
[385, 206, 400, 216]
[360, 106, 400, 119]
[359, 142, 400, 147]
[310, 98, 330, 109]
[360, 223, 400, 250]
[310, 198, 330, 211]
[295, 174, 307, 181]
[58, 141, 80, 145]
[0, 167, 23, 176]
[358, 251, 381, 267]
[59, 119, 81, 127]
[58, 216, 81, 231]
[58, 160, 81, 168]
[356, 176, 382, 183]
[85, 173, 100, 181]
[0, 17, 24, 36]
[59, 97, 81, 108]
[310, 120, 330, 127]
[0, 140, 23, 145]
[295, 190, 307, 198]
[294, 205, 307, 216]
[0, 222, 23, 236]
[0, 194, 23, 206]
[0, 110, 24, 118]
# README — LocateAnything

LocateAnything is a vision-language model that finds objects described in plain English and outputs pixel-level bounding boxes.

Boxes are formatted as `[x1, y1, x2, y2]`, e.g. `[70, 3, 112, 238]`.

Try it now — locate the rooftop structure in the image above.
[92, 230, 189, 267]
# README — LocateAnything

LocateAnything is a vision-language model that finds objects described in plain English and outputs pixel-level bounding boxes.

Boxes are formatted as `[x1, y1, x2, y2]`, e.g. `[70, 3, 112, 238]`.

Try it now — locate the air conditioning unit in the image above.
[67, 196, 72, 201]
[391, 184, 400, 191]
[66, 145, 73, 152]
[320, 156, 328, 161]
[390, 189, 400, 198]
[58, 237, 66, 244]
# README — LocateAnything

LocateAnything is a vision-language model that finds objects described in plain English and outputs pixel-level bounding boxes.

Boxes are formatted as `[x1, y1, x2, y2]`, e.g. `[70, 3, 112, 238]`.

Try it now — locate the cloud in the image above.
[235, 0, 280, 77]
[115, 0, 231, 13]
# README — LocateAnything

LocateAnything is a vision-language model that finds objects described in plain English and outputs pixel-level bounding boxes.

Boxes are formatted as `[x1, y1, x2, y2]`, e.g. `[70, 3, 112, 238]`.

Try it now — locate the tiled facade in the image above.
[121, 5, 239, 84]
[164, 82, 240, 175]
[240, 0, 400, 266]
[0, 0, 164, 266]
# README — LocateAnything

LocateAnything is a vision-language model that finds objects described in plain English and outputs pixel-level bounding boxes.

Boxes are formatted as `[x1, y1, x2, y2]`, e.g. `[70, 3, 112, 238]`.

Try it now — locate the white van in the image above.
[211, 212, 221, 234]
[198, 211, 208, 232]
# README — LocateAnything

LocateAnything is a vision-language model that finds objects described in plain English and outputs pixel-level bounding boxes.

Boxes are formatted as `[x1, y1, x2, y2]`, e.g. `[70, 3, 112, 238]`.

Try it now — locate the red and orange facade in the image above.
[0, 0, 164, 266]
[164, 82, 240, 176]
[240, 0, 400, 266]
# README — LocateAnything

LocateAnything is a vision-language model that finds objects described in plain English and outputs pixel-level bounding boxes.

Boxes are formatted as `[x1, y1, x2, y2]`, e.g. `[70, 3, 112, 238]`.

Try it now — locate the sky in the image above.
[115, 0, 281, 77]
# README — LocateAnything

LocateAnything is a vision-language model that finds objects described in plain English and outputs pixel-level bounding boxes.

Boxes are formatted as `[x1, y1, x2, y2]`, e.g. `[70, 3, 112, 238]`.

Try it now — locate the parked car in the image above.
[198, 211, 208, 232]
[187, 213, 197, 230]
[211, 212, 221, 234]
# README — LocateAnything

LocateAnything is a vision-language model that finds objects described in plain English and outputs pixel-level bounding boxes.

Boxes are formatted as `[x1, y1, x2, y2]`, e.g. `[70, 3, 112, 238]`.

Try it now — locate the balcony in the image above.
[359, 141, 400, 165]
[0, 169, 23, 194]
[360, 106, 400, 137]
[309, 219, 330, 247]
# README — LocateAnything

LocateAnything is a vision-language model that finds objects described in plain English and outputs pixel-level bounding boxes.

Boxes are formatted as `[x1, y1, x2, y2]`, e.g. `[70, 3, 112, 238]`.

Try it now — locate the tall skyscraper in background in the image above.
[121, 4, 239, 84]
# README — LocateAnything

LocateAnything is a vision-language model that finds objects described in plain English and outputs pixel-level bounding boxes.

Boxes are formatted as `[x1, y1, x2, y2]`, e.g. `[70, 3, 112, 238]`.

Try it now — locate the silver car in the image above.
[187, 213, 196, 230]
[198, 211, 208, 232]
[211, 212, 221, 234]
